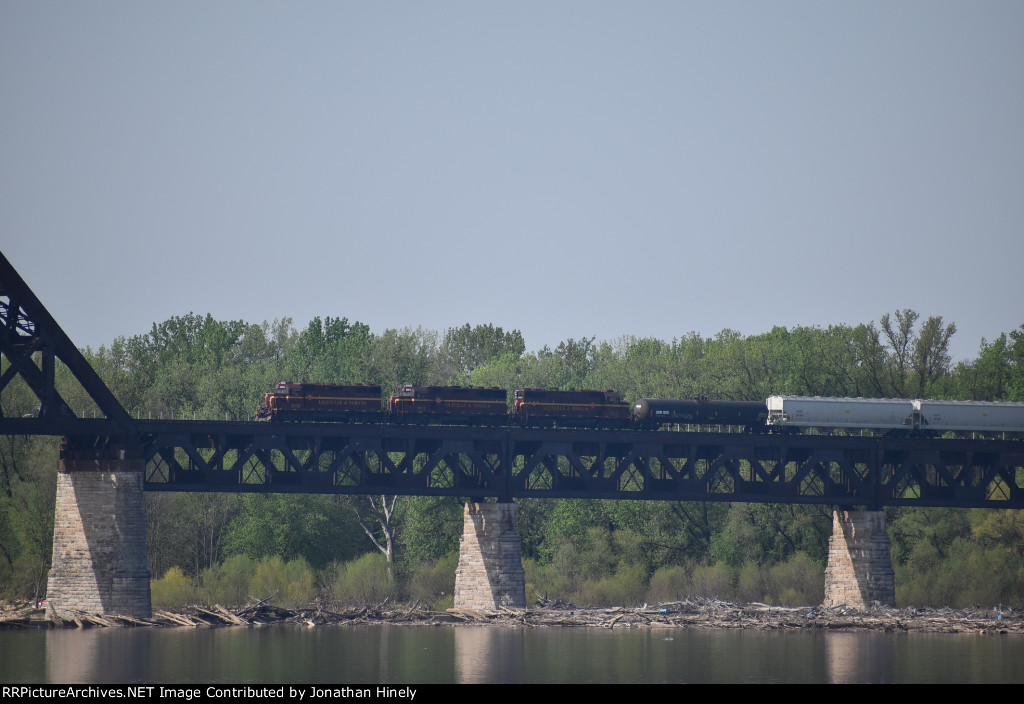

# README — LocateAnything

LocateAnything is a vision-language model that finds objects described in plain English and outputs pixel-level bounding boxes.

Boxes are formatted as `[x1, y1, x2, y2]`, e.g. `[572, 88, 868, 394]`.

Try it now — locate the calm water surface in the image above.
[1, 625, 1021, 684]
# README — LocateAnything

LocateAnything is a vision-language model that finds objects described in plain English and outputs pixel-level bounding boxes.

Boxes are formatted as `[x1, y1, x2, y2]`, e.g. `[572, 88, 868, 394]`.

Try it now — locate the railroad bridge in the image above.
[2, 251, 1022, 617]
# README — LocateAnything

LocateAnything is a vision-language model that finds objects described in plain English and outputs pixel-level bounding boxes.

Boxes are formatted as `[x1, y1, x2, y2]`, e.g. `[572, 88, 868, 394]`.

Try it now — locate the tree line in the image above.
[1, 310, 1023, 608]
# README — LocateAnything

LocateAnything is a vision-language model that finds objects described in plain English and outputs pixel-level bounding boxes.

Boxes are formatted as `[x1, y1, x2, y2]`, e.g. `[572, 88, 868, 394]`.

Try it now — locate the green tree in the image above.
[360, 327, 441, 393]
[554, 337, 597, 389]
[878, 309, 957, 398]
[397, 496, 463, 569]
[880, 309, 918, 397]
[439, 323, 525, 383]
[221, 494, 365, 569]
[911, 316, 957, 396]
[288, 316, 370, 383]
[354, 495, 399, 568]
[949, 326, 1024, 402]
[0, 435, 57, 600]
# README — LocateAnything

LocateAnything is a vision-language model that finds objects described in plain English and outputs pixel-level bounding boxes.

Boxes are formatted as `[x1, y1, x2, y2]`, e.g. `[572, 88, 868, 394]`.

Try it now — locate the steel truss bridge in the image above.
[2, 250, 1022, 509]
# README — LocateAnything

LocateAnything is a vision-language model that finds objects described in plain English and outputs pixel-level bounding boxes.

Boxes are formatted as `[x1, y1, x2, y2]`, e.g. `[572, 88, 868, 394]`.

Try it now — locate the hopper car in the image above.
[766, 395, 1024, 436]
[766, 396, 915, 431]
[912, 399, 1024, 433]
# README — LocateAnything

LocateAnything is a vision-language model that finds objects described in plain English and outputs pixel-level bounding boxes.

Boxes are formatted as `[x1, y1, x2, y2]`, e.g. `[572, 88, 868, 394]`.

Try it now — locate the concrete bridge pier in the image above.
[454, 502, 526, 610]
[46, 439, 151, 618]
[823, 510, 895, 609]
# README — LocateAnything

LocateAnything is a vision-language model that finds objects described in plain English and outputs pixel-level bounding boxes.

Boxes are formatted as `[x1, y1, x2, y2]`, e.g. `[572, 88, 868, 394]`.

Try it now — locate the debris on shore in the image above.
[1, 598, 1020, 635]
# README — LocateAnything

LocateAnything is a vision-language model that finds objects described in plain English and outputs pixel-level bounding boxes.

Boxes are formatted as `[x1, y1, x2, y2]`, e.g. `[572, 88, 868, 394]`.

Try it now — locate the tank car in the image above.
[513, 388, 631, 428]
[256, 381, 383, 422]
[388, 385, 508, 424]
[632, 398, 768, 429]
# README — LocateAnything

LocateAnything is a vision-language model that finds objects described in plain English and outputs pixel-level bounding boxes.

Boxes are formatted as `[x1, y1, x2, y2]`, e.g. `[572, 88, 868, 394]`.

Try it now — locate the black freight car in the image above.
[631, 398, 767, 430]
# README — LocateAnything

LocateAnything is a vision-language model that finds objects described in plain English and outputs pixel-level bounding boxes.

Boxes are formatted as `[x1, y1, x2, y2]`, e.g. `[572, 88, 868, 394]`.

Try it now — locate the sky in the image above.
[2, 2, 1022, 364]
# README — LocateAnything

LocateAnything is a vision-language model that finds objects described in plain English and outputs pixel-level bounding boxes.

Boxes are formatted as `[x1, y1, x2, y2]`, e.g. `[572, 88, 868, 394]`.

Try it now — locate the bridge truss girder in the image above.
[140, 423, 509, 499]
[138, 423, 1024, 508]
[0, 251, 134, 436]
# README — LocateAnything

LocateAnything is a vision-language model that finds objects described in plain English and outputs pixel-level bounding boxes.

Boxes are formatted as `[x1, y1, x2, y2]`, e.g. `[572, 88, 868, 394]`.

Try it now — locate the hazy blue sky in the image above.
[2, 2, 1021, 363]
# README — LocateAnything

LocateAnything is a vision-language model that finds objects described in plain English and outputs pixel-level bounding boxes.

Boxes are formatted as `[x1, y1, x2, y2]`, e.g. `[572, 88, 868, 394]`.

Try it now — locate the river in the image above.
[2, 624, 1022, 684]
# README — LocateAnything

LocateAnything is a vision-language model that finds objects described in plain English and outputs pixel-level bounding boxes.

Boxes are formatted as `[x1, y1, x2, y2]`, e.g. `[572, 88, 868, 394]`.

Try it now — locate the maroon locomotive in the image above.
[513, 388, 631, 428]
[257, 382, 634, 428]
[388, 385, 508, 424]
[256, 382, 383, 422]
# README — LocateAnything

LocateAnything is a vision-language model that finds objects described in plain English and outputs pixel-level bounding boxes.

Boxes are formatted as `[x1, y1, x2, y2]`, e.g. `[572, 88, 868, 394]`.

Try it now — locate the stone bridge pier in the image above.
[452, 504, 893, 612]
[46, 439, 152, 618]
[454, 502, 526, 610]
[823, 510, 895, 609]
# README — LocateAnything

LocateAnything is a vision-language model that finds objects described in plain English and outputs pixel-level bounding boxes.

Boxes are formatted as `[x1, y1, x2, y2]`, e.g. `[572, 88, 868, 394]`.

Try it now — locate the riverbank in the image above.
[3, 597, 1020, 634]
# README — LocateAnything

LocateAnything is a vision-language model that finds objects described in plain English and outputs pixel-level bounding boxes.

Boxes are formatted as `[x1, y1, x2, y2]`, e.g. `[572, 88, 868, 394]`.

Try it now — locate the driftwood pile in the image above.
[2, 597, 1020, 634]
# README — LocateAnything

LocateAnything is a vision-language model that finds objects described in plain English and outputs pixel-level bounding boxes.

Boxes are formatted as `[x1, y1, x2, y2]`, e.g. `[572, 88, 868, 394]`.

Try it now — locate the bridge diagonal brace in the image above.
[0, 333, 43, 394]
[180, 443, 215, 474]
[0, 334, 74, 419]
[517, 451, 547, 481]
[702, 454, 733, 494]
[325, 449, 360, 486]
[563, 452, 591, 478]
[418, 446, 452, 479]
[277, 445, 307, 474]
[609, 452, 641, 484]
[231, 446, 259, 480]
[154, 447, 187, 478]
[931, 458, 959, 490]
[0, 251, 135, 435]
[790, 451, 840, 494]
[752, 456, 781, 483]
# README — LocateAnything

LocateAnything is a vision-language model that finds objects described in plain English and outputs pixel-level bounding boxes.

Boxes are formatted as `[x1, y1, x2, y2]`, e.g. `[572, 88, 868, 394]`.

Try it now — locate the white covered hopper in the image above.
[766, 396, 915, 430]
[914, 400, 1024, 432]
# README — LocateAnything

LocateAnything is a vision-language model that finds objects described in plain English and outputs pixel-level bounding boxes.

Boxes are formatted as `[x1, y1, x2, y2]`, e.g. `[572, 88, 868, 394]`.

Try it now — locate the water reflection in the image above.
[44, 628, 151, 683]
[0, 624, 1019, 684]
[455, 626, 523, 683]
[826, 632, 893, 683]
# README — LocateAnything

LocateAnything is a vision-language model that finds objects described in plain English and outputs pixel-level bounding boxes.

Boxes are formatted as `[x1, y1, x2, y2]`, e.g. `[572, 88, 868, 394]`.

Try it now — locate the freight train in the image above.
[256, 381, 1024, 436]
